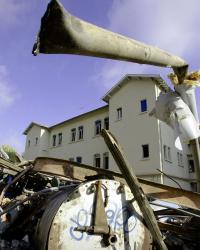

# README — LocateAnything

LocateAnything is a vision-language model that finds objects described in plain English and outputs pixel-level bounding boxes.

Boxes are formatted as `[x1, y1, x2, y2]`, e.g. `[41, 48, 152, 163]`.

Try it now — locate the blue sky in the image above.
[0, 0, 200, 153]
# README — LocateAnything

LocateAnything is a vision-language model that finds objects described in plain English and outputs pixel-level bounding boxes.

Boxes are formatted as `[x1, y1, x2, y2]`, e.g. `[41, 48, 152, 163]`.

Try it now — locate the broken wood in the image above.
[101, 129, 167, 250]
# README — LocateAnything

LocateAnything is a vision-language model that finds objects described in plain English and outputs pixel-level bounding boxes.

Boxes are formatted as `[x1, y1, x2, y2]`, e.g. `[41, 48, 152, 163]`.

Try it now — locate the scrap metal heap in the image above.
[0, 134, 200, 250]
[2, 0, 199, 248]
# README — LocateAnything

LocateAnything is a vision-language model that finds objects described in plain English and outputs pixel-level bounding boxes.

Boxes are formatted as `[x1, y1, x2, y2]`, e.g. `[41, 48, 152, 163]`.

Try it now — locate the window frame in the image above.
[177, 152, 184, 167]
[76, 156, 82, 164]
[163, 145, 172, 163]
[78, 126, 84, 140]
[104, 117, 109, 130]
[142, 144, 149, 159]
[94, 153, 101, 168]
[58, 133, 62, 145]
[52, 134, 56, 147]
[95, 120, 102, 135]
[71, 128, 76, 142]
[117, 107, 122, 120]
[140, 99, 148, 113]
[103, 152, 109, 169]
[188, 159, 195, 173]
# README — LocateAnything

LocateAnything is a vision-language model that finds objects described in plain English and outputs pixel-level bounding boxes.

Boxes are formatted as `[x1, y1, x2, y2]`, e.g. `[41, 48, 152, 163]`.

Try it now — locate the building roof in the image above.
[24, 105, 109, 135]
[23, 122, 49, 135]
[50, 105, 108, 129]
[102, 74, 170, 103]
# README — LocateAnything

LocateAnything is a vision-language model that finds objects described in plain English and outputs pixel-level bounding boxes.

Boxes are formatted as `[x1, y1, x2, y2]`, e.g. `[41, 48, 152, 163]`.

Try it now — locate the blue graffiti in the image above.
[69, 208, 91, 241]
[69, 202, 137, 241]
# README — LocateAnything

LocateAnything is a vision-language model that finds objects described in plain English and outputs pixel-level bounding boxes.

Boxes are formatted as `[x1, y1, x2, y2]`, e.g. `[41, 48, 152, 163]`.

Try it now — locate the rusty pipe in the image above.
[33, 0, 188, 82]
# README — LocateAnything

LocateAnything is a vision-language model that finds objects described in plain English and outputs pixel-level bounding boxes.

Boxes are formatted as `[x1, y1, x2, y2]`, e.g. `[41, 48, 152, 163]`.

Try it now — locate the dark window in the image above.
[94, 154, 101, 168]
[58, 133, 62, 145]
[188, 160, 195, 173]
[142, 144, 149, 158]
[95, 120, 101, 135]
[28, 140, 30, 147]
[103, 152, 109, 169]
[71, 128, 76, 142]
[78, 126, 84, 140]
[52, 135, 56, 147]
[76, 156, 82, 164]
[117, 107, 122, 120]
[163, 145, 167, 160]
[190, 182, 197, 192]
[168, 147, 171, 162]
[104, 117, 109, 130]
[140, 99, 147, 112]
[35, 137, 38, 145]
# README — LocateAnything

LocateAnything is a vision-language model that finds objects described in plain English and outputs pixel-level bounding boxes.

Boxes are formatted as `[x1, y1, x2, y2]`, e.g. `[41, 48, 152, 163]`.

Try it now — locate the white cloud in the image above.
[0, 65, 18, 112]
[0, 0, 29, 27]
[93, 0, 200, 89]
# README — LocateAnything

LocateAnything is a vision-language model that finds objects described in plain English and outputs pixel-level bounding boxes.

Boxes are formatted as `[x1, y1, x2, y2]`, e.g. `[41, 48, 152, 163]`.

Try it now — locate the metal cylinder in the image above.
[35, 179, 152, 249]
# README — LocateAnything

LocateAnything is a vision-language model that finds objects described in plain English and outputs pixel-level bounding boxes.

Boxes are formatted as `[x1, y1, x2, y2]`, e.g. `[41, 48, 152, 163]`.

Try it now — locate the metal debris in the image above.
[0, 152, 200, 249]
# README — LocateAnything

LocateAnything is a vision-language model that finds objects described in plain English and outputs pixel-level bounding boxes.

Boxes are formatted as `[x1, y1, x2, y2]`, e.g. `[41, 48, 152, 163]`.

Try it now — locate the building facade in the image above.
[23, 75, 196, 191]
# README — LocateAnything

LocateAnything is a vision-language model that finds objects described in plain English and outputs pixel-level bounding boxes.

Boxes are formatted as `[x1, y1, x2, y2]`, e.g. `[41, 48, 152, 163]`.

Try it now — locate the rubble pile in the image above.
[0, 156, 199, 249]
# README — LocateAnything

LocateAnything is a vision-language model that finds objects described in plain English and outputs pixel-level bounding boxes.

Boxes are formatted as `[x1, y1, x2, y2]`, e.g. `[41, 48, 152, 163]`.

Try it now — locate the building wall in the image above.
[108, 77, 162, 176]
[159, 122, 191, 190]
[24, 126, 49, 160]
[23, 76, 194, 191]
[47, 108, 109, 167]
[24, 108, 110, 168]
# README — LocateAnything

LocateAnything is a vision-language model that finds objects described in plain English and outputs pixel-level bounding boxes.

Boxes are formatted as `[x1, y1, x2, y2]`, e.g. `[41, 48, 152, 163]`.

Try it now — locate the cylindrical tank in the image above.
[36, 179, 152, 249]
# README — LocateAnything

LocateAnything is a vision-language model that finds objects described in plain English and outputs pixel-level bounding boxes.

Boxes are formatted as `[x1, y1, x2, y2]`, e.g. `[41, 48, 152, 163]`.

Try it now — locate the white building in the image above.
[23, 74, 197, 191]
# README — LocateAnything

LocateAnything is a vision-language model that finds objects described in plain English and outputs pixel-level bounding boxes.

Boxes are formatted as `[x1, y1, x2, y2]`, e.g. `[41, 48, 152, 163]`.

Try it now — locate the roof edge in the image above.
[23, 122, 49, 135]
[102, 74, 170, 103]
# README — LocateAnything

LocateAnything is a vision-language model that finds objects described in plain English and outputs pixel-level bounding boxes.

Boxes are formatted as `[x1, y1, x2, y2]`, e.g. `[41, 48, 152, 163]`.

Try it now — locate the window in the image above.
[71, 128, 76, 142]
[69, 157, 74, 162]
[163, 145, 172, 162]
[58, 133, 62, 145]
[35, 137, 38, 145]
[78, 126, 84, 140]
[164, 145, 167, 161]
[95, 120, 101, 135]
[104, 117, 109, 130]
[52, 135, 56, 147]
[190, 182, 197, 192]
[117, 107, 122, 120]
[142, 144, 149, 158]
[140, 99, 147, 112]
[103, 152, 109, 169]
[76, 156, 82, 164]
[168, 147, 172, 162]
[188, 160, 195, 173]
[177, 152, 183, 167]
[28, 140, 30, 147]
[94, 154, 101, 168]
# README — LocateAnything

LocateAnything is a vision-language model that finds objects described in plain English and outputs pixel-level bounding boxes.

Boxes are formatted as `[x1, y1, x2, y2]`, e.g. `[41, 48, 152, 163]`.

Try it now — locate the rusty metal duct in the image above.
[33, 0, 188, 82]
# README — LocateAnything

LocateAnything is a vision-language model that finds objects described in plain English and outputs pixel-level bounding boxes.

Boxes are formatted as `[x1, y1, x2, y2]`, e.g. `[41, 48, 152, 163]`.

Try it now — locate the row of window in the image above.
[68, 152, 109, 169]
[27, 137, 38, 147]
[27, 99, 148, 148]
[51, 99, 148, 147]
[163, 145, 184, 167]
[51, 118, 109, 147]
[71, 126, 84, 142]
